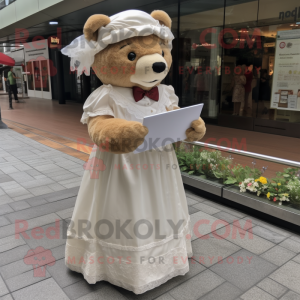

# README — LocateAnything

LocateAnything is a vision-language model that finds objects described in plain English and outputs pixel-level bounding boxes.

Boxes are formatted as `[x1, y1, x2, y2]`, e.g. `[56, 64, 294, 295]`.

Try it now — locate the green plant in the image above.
[224, 164, 262, 185]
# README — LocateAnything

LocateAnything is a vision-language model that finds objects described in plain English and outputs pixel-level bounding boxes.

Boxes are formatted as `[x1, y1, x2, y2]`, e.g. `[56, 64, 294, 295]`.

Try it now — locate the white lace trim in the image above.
[67, 261, 189, 294]
[65, 241, 192, 294]
[67, 216, 191, 252]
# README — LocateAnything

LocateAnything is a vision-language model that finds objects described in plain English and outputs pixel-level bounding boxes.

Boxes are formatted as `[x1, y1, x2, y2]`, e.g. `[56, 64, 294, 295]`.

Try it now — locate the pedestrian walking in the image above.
[7, 67, 19, 104]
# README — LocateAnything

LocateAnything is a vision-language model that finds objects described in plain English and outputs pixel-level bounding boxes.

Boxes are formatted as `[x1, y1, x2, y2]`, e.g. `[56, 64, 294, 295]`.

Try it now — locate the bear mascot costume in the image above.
[62, 9, 206, 294]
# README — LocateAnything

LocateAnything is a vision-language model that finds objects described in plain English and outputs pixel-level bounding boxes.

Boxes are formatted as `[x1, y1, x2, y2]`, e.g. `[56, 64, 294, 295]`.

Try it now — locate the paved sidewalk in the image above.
[1, 129, 300, 300]
[0, 129, 84, 205]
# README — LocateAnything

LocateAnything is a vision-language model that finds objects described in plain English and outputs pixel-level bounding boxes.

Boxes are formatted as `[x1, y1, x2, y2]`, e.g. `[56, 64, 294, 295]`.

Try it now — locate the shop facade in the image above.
[55, 0, 300, 139]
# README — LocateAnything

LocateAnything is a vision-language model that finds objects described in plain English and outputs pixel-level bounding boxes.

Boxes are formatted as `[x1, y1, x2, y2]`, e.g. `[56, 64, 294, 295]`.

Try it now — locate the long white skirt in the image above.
[65, 145, 193, 294]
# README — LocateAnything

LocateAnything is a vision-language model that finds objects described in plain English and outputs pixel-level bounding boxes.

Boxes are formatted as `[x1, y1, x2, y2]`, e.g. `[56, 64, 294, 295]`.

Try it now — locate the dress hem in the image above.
[66, 261, 190, 295]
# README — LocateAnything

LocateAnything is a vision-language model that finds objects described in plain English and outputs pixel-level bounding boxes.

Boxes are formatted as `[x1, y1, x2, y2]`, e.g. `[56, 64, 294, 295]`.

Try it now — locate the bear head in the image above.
[83, 10, 172, 91]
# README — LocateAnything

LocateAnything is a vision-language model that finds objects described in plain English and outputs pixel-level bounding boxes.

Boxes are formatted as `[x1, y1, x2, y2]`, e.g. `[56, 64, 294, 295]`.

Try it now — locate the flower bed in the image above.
[175, 143, 300, 207]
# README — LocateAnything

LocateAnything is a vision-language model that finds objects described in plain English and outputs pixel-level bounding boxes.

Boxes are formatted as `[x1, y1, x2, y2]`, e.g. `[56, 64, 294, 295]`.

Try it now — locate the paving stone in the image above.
[9, 201, 31, 211]
[191, 233, 241, 266]
[202, 200, 246, 218]
[0, 181, 20, 191]
[0, 166, 18, 175]
[63, 181, 81, 189]
[0, 244, 65, 280]
[5, 269, 51, 292]
[186, 197, 198, 206]
[290, 235, 300, 244]
[190, 211, 227, 241]
[0, 294, 13, 300]
[0, 235, 25, 253]
[20, 178, 55, 189]
[279, 238, 300, 253]
[56, 208, 74, 220]
[5, 197, 75, 224]
[26, 197, 47, 207]
[44, 188, 78, 202]
[269, 261, 300, 294]
[46, 258, 83, 288]
[280, 290, 300, 300]
[53, 173, 79, 182]
[292, 254, 300, 264]
[252, 226, 287, 244]
[28, 185, 55, 196]
[0, 175, 12, 184]
[14, 164, 32, 172]
[13, 194, 34, 201]
[5, 187, 30, 198]
[185, 190, 205, 202]
[77, 283, 130, 300]
[0, 213, 61, 240]
[24, 220, 67, 250]
[155, 293, 176, 300]
[0, 276, 9, 297]
[199, 282, 242, 300]
[243, 216, 292, 238]
[212, 211, 242, 224]
[214, 224, 275, 255]
[0, 217, 9, 227]
[0, 245, 30, 267]
[115, 259, 206, 300]
[210, 249, 277, 291]
[169, 269, 224, 300]
[257, 278, 288, 298]
[8, 172, 35, 183]
[188, 206, 199, 215]
[0, 196, 13, 206]
[240, 286, 276, 300]
[48, 183, 65, 192]
[26, 169, 42, 176]
[193, 202, 221, 215]
[260, 245, 296, 266]
[0, 205, 13, 216]
[12, 278, 69, 300]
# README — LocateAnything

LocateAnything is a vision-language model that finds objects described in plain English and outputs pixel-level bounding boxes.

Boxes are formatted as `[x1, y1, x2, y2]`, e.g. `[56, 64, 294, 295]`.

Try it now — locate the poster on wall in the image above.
[271, 30, 300, 111]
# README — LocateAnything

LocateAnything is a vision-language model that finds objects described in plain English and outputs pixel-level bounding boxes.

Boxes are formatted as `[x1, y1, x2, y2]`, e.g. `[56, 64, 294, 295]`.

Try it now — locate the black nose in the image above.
[152, 62, 166, 73]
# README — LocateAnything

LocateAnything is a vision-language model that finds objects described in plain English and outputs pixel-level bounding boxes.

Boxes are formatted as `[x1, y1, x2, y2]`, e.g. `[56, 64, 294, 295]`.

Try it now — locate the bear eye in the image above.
[162, 50, 164, 57]
[128, 52, 136, 61]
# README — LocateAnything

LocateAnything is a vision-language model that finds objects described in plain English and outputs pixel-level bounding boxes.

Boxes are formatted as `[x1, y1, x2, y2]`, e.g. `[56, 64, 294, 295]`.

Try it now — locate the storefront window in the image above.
[26, 61, 34, 91]
[179, 0, 223, 120]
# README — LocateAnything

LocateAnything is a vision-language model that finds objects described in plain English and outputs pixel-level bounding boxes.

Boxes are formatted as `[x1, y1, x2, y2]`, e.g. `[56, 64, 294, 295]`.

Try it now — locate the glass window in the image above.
[26, 62, 34, 91]
[178, 0, 224, 120]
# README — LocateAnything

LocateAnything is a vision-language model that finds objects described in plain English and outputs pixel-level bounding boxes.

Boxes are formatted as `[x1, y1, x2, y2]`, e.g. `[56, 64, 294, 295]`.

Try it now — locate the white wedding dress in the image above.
[65, 84, 193, 294]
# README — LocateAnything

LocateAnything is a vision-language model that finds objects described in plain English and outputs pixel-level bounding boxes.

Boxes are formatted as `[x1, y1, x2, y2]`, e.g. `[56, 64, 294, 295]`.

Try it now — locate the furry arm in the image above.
[88, 115, 149, 154]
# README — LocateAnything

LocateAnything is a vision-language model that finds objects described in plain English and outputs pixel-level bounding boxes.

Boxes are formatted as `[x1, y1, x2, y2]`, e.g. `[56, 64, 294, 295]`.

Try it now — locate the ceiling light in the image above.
[49, 21, 58, 25]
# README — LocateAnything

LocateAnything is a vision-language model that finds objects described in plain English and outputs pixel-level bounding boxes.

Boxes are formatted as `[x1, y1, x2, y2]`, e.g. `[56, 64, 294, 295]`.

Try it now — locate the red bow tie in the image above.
[133, 86, 159, 102]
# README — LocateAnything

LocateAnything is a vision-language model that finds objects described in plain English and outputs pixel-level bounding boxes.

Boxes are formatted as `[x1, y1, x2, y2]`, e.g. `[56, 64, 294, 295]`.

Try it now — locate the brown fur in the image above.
[92, 35, 172, 90]
[88, 115, 148, 154]
[85, 11, 206, 152]
[83, 14, 111, 41]
[151, 10, 172, 29]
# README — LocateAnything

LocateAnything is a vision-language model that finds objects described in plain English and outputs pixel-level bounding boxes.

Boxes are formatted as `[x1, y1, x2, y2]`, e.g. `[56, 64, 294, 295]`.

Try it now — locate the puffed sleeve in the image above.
[164, 85, 180, 110]
[80, 85, 115, 124]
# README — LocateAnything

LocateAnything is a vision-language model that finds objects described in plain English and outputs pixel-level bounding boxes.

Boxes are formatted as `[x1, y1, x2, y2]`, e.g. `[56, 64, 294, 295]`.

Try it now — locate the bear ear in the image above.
[83, 14, 111, 42]
[151, 10, 172, 29]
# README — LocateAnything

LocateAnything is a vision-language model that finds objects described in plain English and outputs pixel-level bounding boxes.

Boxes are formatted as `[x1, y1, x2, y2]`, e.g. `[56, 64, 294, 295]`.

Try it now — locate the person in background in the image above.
[4, 77, 13, 110]
[7, 67, 19, 104]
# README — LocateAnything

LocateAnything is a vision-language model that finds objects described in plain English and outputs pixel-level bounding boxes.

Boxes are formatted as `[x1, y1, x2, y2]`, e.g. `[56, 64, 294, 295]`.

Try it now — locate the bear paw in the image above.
[185, 117, 206, 142]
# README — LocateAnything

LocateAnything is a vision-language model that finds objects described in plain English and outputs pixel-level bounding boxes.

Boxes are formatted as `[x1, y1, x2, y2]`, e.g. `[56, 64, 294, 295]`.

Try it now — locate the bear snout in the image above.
[152, 62, 166, 73]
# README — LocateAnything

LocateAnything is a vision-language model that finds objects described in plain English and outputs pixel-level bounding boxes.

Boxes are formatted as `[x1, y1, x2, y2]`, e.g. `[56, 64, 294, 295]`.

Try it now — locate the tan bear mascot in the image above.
[62, 9, 206, 294]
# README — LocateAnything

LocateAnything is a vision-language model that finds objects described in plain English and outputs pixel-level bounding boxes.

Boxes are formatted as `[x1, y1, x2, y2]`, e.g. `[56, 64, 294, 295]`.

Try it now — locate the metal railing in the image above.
[185, 141, 300, 168]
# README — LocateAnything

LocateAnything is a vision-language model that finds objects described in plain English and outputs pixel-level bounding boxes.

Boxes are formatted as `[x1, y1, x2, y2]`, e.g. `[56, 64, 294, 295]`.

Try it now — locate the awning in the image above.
[0, 52, 15, 66]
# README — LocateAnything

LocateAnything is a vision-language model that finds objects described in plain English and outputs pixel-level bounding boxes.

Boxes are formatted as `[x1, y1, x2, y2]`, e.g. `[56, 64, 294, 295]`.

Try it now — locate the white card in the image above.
[134, 104, 204, 153]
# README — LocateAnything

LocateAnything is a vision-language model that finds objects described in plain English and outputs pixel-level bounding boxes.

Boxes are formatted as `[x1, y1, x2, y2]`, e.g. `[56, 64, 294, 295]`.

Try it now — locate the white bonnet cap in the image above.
[61, 10, 174, 76]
